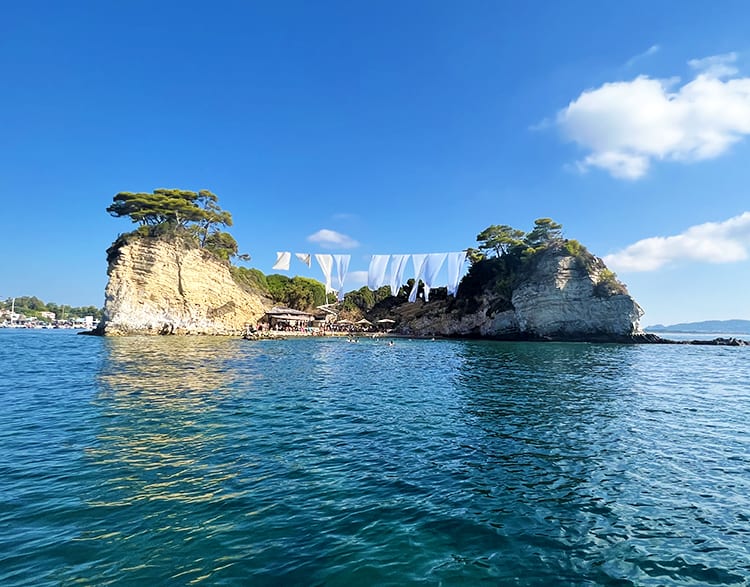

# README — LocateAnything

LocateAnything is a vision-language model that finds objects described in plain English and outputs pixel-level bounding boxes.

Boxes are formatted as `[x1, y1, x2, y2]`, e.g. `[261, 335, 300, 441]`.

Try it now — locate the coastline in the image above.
[239, 330, 749, 346]
[10, 325, 734, 346]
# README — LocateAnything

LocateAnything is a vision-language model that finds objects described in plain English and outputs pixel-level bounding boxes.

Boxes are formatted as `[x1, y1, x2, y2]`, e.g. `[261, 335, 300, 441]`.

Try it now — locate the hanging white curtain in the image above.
[295, 252, 312, 267]
[332, 254, 351, 301]
[388, 254, 410, 297]
[314, 254, 334, 294]
[367, 254, 390, 291]
[446, 251, 467, 296]
[408, 254, 428, 303]
[272, 251, 291, 271]
[421, 252, 448, 302]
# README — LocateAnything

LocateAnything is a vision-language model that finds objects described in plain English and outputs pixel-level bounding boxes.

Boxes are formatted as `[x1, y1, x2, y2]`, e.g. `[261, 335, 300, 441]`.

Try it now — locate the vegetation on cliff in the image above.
[105, 190, 629, 323]
[106, 188, 335, 314]
[355, 218, 630, 327]
[230, 267, 330, 311]
[107, 188, 248, 263]
[464, 217, 626, 302]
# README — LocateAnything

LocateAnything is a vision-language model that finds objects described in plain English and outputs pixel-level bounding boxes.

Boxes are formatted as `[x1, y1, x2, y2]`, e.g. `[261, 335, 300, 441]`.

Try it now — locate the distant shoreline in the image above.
[646, 330, 750, 336]
[645, 319, 750, 334]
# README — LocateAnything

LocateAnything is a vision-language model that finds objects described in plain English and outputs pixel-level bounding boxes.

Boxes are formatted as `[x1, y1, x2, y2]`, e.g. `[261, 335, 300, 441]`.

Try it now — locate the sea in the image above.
[1, 329, 749, 586]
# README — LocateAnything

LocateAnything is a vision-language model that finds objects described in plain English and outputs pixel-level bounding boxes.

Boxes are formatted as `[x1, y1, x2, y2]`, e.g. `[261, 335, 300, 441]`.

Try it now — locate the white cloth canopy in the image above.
[367, 254, 390, 291]
[272, 251, 291, 271]
[314, 254, 334, 294]
[388, 254, 410, 297]
[408, 254, 427, 303]
[295, 252, 312, 267]
[421, 252, 447, 302]
[446, 251, 466, 296]
[332, 254, 351, 301]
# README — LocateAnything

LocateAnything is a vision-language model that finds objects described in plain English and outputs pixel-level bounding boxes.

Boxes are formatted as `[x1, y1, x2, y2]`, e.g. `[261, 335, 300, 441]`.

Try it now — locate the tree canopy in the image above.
[524, 218, 563, 248]
[265, 274, 327, 311]
[204, 231, 238, 261]
[193, 190, 233, 247]
[476, 224, 526, 257]
[475, 218, 565, 259]
[107, 188, 243, 262]
[107, 189, 214, 227]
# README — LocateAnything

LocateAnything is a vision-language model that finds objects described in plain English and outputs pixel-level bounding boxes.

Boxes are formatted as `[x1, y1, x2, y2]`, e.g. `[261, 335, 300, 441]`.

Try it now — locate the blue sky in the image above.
[2, 1, 749, 325]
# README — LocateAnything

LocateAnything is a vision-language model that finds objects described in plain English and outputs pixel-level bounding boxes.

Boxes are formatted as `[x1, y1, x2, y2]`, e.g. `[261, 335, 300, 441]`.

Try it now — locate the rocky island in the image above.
[94, 235, 267, 336]
[383, 243, 643, 341]
[93, 189, 269, 336]
[94, 189, 647, 341]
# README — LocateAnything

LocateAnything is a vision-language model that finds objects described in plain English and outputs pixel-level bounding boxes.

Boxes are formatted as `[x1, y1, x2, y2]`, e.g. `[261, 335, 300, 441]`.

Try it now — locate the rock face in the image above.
[396, 247, 643, 341]
[510, 251, 642, 339]
[94, 236, 268, 336]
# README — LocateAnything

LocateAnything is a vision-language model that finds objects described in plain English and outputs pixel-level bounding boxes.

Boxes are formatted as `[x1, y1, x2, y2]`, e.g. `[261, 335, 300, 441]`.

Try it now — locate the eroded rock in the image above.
[94, 236, 267, 336]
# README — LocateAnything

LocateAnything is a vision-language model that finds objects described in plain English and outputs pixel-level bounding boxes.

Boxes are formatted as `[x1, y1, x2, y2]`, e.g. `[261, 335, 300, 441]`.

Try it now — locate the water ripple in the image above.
[1, 332, 749, 585]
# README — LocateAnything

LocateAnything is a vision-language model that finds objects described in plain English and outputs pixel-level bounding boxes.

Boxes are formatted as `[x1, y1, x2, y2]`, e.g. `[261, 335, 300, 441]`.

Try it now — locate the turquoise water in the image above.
[1, 330, 749, 586]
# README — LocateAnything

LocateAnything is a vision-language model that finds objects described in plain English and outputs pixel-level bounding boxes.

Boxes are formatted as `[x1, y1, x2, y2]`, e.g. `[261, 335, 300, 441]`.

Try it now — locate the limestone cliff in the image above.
[94, 236, 268, 335]
[385, 245, 643, 341]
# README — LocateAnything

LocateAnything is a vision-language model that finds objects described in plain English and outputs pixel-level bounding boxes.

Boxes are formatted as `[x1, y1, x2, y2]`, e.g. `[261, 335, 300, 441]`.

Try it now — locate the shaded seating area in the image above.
[262, 307, 315, 331]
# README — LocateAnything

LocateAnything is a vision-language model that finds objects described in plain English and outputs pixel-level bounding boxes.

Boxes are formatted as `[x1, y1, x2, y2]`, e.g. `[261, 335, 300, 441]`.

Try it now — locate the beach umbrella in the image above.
[356, 319, 373, 325]
[336, 319, 353, 324]
[376, 318, 396, 324]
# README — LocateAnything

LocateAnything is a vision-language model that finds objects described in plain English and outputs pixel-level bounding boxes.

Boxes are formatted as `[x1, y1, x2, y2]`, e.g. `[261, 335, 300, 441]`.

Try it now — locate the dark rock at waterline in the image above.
[624, 334, 748, 346]
[626, 332, 671, 344]
[631, 334, 749, 346]
[682, 337, 749, 346]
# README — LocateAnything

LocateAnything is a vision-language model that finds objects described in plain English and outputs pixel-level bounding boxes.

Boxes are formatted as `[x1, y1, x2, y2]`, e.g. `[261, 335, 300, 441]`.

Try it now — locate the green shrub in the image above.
[564, 239, 586, 257]
[231, 267, 269, 294]
[342, 286, 375, 313]
[594, 268, 626, 297]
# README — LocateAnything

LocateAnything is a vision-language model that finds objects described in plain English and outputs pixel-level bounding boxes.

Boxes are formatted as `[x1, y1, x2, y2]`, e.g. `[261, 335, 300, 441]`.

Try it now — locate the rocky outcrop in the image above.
[391, 246, 643, 341]
[683, 337, 749, 346]
[94, 236, 268, 335]
[510, 251, 642, 339]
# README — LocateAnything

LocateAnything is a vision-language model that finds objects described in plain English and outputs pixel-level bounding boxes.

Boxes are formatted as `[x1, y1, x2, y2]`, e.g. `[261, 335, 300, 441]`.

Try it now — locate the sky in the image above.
[2, 0, 750, 326]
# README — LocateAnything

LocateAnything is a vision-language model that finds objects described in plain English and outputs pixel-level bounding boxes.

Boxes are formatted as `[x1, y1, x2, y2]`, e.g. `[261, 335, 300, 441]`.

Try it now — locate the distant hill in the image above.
[645, 319, 750, 334]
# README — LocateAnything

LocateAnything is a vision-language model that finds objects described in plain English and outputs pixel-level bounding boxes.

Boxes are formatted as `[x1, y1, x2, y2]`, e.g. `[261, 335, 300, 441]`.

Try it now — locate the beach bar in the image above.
[262, 307, 316, 330]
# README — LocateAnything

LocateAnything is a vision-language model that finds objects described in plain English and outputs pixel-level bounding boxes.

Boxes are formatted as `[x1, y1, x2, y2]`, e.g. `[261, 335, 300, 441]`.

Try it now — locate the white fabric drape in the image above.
[408, 254, 427, 303]
[314, 254, 334, 294]
[388, 254, 410, 297]
[272, 251, 291, 271]
[421, 252, 447, 302]
[295, 252, 312, 267]
[367, 255, 390, 291]
[446, 251, 466, 296]
[332, 254, 351, 301]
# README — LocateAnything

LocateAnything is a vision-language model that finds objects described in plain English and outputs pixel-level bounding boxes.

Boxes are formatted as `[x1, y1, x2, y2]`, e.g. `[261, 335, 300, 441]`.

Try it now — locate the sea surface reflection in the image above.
[1, 331, 749, 585]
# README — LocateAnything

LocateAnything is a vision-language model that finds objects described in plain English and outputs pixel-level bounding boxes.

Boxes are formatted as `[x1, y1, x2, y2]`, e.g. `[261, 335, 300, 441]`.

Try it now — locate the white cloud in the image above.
[557, 52, 750, 179]
[604, 211, 750, 272]
[625, 44, 660, 68]
[688, 52, 738, 78]
[307, 228, 359, 249]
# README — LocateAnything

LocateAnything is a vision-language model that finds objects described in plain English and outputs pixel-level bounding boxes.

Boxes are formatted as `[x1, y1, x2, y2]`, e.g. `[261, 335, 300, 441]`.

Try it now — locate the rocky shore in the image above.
[624, 333, 749, 346]
[679, 337, 748, 346]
